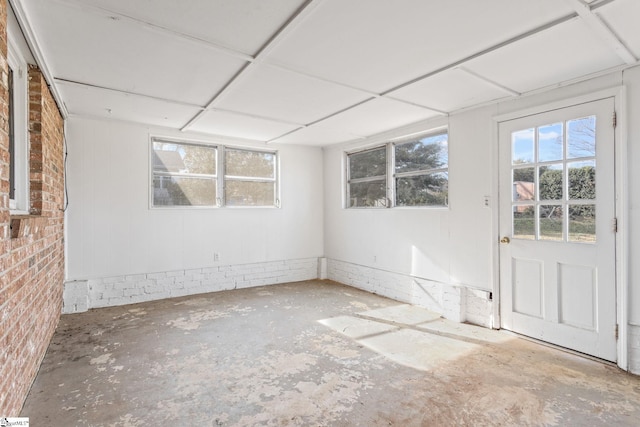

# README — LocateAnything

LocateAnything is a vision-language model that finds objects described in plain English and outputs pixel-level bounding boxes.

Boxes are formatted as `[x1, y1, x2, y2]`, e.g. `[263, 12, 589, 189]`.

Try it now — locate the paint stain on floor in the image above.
[21, 280, 640, 426]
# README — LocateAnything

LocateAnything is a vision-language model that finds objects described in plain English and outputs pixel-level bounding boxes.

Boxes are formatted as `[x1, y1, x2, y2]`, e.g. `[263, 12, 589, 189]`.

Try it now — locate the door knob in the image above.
[500, 236, 510, 244]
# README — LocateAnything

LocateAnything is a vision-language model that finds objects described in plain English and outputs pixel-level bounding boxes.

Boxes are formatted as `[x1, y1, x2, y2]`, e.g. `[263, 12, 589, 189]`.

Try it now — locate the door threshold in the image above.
[499, 329, 618, 368]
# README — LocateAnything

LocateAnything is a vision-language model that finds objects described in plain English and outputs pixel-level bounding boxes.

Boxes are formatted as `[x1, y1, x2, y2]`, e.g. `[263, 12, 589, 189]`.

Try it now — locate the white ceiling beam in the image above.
[564, 0, 637, 64]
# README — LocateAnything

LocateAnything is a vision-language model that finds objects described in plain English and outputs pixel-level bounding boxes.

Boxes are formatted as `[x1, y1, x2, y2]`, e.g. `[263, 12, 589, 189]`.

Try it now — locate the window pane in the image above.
[349, 180, 386, 207]
[513, 205, 535, 240]
[225, 181, 275, 206]
[349, 147, 386, 179]
[568, 161, 595, 200]
[540, 205, 563, 241]
[153, 176, 216, 206]
[395, 133, 448, 173]
[512, 128, 534, 164]
[538, 122, 563, 162]
[396, 172, 448, 207]
[513, 167, 535, 201]
[569, 204, 595, 243]
[539, 164, 563, 201]
[225, 149, 275, 178]
[153, 142, 216, 175]
[567, 116, 596, 159]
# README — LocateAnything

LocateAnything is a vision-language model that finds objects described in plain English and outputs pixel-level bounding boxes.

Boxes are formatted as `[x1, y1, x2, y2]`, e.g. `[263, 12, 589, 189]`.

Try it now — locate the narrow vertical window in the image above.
[8, 65, 15, 203]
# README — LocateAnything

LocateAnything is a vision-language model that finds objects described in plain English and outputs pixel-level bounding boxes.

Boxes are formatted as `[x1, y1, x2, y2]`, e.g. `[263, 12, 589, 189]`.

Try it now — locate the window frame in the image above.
[149, 137, 280, 209]
[392, 131, 449, 208]
[345, 145, 390, 209]
[344, 129, 449, 209]
[223, 146, 280, 208]
[7, 20, 29, 214]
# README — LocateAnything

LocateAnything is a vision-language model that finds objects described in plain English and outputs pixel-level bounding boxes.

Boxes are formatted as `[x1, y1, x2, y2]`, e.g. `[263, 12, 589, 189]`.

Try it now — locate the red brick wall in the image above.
[0, 0, 65, 415]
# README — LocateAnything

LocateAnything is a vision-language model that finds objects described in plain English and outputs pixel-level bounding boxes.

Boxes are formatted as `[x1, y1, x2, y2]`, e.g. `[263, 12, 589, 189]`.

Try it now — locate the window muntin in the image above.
[347, 146, 388, 208]
[152, 140, 217, 207]
[510, 115, 597, 243]
[394, 133, 449, 207]
[224, 148, 277, 207]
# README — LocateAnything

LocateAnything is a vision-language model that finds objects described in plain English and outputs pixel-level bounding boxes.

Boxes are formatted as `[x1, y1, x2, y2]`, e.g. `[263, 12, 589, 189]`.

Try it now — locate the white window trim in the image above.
[149, 137, 280, 209]
[345, 129, 449, 209]
[8, 21, 29, 215]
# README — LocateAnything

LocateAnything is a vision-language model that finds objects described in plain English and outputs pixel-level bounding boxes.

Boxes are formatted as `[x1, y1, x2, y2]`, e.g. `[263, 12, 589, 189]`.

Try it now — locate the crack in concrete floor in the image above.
[21, 280, 640, 426]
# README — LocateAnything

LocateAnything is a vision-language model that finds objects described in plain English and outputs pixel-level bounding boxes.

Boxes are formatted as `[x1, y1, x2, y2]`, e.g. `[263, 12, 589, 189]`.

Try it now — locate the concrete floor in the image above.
[21, 280, 640, 426]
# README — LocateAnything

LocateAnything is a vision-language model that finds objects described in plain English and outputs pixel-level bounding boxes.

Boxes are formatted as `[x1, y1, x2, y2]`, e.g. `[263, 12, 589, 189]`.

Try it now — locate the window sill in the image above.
[10, 214, 46, 239]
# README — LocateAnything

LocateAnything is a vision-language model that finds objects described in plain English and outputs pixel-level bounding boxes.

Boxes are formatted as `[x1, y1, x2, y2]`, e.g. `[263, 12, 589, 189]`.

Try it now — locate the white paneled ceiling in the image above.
[13, 0, 640, 146]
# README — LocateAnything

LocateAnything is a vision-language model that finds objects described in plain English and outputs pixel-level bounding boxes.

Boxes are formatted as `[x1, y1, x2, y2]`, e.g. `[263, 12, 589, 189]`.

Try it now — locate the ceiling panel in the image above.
[595, 0, 640, 59]
[314, 98, 442, 138]
[270, 124, 363, 146]
[187, 111, 300, 142]
[464, 19, 625, 94]
[23, 0, 247, 105]
[389, 68, 513, 113]
[268, 0, 576, 93]
[59, 83, 202, 129]
[61, 0, 307, 56]
[216, 64, 372, 125]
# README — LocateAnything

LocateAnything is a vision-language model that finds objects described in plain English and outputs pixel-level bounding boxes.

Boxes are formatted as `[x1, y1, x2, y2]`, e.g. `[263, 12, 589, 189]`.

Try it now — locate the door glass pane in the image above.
[513, 167, 535, 202]
[540, 205, 563, 241]
[539, 164, 563, 201]
[567, 116, 596, 159]
[568, 161, 595, 200]
[569, 204, 596, 243]
[538, 122, 563, 162]
[512, 128, 534, 164]
[513, 205, 535, 240]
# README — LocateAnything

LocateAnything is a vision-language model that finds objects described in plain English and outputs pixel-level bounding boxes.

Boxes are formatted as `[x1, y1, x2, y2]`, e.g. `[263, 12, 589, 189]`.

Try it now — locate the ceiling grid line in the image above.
[181, 0, 324, 134]
[564, 0, 637, 64]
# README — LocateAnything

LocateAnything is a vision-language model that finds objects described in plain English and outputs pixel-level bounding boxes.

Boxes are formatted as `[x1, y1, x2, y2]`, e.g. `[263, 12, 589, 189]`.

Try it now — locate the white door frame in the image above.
[491, 86, 628, 370]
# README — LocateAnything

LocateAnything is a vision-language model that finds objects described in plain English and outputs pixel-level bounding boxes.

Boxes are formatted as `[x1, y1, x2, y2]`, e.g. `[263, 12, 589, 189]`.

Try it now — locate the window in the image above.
[394, 132, 448, 207]
[150, 138, 279, 208]
[224, 148, 278, 207]
[152, 139, 218, 207]
[347, 147, 388, 208]
[346, 130, 449, 208]
[7, 15, 29, 214]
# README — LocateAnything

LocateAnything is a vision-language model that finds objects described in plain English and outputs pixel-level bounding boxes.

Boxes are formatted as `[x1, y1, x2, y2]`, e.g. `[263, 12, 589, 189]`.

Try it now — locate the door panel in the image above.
[499, 98, 616, 362]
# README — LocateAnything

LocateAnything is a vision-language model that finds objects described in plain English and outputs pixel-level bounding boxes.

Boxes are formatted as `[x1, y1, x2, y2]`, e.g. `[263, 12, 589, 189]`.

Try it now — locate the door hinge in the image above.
[612, 217, 618, 233]
[615, 324, 619, 340]
[612, 111, 617, 128]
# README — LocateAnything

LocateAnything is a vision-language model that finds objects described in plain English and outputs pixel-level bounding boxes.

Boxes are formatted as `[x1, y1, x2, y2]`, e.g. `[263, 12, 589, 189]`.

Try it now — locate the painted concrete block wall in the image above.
[0, 3, 66, 413]
[63, 258, 318, 313]
[65, 118, 324, 291]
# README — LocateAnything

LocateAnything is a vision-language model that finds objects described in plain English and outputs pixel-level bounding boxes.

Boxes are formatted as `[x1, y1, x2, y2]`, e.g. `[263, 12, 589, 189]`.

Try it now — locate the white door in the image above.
[499, 98, 617, 362]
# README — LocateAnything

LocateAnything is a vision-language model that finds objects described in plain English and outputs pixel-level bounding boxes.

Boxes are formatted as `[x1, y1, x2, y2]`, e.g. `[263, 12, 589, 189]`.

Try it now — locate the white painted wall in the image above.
[65, 117, 324, 281]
